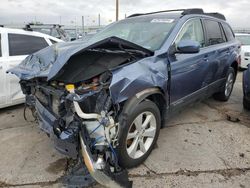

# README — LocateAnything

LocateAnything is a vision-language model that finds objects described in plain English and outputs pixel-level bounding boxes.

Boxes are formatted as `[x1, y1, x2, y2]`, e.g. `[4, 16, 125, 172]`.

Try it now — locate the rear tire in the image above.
[117, 100, 161, 168]
[243, 97, 250, 110]
[214, 67, 235, 101]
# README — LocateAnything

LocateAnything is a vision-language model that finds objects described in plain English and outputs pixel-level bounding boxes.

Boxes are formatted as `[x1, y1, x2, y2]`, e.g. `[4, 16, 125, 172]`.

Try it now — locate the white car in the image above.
[0, 27, 62, 108]
[235, 33, 250, 69]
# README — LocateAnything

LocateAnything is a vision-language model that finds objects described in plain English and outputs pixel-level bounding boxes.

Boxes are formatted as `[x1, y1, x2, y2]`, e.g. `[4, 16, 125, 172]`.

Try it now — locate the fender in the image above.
[122, 88, 165, 115]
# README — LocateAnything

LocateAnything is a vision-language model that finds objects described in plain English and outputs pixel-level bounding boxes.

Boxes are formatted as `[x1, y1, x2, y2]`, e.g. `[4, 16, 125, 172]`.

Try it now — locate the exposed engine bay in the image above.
[21, 71, 132, 187]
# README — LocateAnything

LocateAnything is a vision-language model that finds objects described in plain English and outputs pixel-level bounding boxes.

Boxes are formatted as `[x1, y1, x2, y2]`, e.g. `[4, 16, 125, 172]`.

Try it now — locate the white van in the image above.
[0, 27, 62, 108]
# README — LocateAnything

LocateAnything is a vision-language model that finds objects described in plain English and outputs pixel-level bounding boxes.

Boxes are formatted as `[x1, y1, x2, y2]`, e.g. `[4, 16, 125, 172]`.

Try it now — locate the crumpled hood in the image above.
[8, 40, 94, 81]
[8, 37, 153, 82]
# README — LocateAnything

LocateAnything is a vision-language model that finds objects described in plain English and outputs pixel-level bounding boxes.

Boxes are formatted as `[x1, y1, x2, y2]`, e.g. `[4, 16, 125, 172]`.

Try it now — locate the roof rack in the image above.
[127, 9, 186, 18]
[204, 13, 226, 21]
[127, 8, 226, 20]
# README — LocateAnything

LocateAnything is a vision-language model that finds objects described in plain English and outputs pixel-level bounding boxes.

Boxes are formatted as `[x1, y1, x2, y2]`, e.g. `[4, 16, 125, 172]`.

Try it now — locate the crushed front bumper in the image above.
[79, 132, 130, 188]
[35, 99, 79, 158]
[35, 98, 132, 188]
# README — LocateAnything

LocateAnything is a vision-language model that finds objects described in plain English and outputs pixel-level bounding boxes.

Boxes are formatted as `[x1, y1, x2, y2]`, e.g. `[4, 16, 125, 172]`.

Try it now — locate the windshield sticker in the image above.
[151, 19, 174, 23]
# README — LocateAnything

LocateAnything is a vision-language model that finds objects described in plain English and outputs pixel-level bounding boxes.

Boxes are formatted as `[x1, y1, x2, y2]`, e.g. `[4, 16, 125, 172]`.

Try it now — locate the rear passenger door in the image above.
[6, 33, 49, 104]
[202, 19, 229, 90]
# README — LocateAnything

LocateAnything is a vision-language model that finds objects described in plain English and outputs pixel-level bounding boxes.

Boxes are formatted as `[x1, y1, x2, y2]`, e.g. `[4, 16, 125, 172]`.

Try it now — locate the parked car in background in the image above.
[25, 24, 70, 41]
[235, 33, 250, 69]
[243, 65, 250, 110]
[9, 9, 240, 187]
[0, 27, 62, 108]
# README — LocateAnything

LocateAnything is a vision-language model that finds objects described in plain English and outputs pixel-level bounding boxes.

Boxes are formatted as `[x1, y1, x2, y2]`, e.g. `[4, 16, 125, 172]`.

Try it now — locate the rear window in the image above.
[0, 34, 2, 57]
[204, 20, 226, 46]
[8, 34, 49, 56]
[222, 23, 235, 41]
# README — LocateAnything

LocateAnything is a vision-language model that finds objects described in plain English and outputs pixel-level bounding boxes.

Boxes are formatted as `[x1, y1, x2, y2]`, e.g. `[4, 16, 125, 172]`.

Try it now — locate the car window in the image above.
[88, 17, 176, 51]
[204, 20, 226, 46]
[175, 19, 205, 47]
[8, 34, 49, 56]
[222, 23, 235, 41]
[220, 24, 227, 42]
[0, 34, 2, 57]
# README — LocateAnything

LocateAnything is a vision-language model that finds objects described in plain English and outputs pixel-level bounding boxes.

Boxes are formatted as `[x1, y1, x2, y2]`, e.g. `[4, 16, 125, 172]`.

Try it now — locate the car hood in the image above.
[8, 37, 153, 83]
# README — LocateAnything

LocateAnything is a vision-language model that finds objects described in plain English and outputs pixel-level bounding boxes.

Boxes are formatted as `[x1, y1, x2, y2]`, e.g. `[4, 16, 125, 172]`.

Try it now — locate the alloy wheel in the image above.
[126, 111, 157, 159]
[225, 72, 234, 97]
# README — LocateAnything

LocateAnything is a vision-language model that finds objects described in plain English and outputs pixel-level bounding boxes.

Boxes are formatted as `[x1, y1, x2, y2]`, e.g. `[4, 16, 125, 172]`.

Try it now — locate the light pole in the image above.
[116, 0, 119, 21]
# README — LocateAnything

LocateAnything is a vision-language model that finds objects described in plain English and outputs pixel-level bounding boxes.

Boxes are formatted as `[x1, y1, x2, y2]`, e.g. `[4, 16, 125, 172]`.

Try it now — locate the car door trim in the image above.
[170, 77, 225, 108]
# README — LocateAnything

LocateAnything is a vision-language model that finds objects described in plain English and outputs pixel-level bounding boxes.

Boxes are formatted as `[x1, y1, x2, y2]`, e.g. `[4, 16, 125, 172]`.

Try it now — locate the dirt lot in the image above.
[0, 72, 250, 188]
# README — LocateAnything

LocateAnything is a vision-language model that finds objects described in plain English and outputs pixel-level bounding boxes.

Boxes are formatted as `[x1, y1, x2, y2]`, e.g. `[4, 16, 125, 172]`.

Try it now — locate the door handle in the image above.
[203, 58, 209, 62]
[203, 55, 209, 62]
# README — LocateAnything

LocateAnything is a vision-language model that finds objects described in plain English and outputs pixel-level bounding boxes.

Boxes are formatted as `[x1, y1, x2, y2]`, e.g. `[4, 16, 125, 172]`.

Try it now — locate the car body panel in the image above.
[243, 65, 250, 100]
[240, 45, 250, 68]
[110, 56, 168, 104]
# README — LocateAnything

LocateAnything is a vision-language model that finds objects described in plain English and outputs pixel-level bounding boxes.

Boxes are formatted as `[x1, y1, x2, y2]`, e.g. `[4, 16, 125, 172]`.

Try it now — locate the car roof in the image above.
[0, 27, 62, 42]
[235, 33, 250, 36]
[127, 9, 226, 22]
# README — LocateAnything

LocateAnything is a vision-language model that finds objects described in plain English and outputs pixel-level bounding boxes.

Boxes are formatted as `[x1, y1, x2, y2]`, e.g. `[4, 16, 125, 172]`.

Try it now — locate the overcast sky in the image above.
[0, 0, 249, 28]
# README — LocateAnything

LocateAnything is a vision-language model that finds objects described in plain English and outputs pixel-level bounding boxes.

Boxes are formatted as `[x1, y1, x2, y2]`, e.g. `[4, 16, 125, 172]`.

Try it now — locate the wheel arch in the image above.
[230, 61, 238, 79]
[120, 87, 167, 127]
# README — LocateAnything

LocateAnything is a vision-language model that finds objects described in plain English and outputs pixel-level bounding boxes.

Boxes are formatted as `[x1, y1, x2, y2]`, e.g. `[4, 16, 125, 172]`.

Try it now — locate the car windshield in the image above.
[88, 16, 176, 51]
[236, 35, 250, 45]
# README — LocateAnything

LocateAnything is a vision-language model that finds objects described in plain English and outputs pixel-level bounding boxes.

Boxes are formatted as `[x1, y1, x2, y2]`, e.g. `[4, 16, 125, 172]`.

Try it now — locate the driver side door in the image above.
[170, 18, 212, 110]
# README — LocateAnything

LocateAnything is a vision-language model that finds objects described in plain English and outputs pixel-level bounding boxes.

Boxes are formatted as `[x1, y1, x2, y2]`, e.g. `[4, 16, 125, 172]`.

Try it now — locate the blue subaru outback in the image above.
[9, 9, 240, 187]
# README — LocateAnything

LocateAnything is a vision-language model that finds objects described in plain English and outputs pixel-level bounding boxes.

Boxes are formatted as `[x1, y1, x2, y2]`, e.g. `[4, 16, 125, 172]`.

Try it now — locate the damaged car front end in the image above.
[22, 76, 131, 187]
[8, 13, 176, 187]
[16, 39, 154, 187]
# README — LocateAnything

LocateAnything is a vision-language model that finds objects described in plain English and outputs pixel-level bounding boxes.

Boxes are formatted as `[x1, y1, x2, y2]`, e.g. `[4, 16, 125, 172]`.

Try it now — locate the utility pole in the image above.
[116, 0, 119, 21]
[98, 14, 101, 27]
[82, 16, 85, 34]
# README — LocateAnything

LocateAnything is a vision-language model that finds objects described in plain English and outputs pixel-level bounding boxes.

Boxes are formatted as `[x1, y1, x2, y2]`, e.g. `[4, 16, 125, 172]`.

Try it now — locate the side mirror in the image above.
[176, 40, 200, 54]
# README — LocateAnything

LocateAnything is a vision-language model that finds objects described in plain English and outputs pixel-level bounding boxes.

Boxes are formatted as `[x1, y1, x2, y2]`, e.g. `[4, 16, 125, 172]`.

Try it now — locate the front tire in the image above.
[117, 100, 161, 168]
[214, 67, 235, 101]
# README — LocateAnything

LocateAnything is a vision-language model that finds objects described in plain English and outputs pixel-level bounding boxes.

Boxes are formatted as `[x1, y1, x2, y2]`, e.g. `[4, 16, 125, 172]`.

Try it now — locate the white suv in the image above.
[235, 33, 250, 69]
[0, 27, 62, 108]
